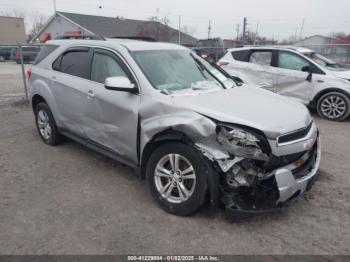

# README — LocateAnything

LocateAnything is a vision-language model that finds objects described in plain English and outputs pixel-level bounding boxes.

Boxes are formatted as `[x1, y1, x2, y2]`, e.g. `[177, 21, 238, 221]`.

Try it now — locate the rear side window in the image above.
[33, 45, 58, 65]
[231, 50, 249, 62]
[55, 49, 91, 79]
[249, 51, 272, 66]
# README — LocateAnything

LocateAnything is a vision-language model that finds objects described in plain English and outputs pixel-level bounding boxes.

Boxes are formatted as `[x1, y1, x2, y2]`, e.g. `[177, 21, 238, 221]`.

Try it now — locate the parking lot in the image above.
[0, 62, 350, 255]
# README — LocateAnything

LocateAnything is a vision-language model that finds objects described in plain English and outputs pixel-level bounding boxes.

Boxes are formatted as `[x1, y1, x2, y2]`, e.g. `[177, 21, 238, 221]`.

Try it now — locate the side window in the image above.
[59, 50, 91, 79]
[91, 51, 129, 84]
[278, 51, 310, 71]
[231, 50, 250, 62]
[249, 51, 272, 66]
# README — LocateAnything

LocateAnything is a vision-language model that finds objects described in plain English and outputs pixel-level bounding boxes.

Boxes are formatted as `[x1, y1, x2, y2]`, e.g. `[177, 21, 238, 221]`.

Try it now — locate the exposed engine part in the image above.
[225, 159, 260, 188]
[217, 157, 244, 172]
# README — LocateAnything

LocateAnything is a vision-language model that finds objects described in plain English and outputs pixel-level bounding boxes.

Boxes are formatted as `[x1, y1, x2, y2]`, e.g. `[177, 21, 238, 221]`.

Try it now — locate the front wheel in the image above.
[146, 142, 208, 216]
[317, 92, 350, 121]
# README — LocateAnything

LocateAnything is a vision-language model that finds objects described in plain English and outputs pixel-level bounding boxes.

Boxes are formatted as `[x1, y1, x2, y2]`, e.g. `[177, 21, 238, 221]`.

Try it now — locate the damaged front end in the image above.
[195, 122, 321, 218]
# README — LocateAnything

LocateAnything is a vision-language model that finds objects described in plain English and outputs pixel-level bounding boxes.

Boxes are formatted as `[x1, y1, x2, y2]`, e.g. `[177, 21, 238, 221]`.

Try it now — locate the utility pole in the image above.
[53, 0, 57, 13]
[299, 18, 305, 41]
[236, 24, 240, 42]
[178, 15, 181, 44]
[294, 27, 298, 44]
[208, 20, 211, 39]
[254, 21, 259, 45]
[242, 17, 248, 44]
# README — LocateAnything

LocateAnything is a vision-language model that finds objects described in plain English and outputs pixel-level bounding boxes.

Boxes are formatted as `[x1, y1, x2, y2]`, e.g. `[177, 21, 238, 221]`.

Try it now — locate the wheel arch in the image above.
[140, 129, 220, 210]
[140, 129, 193, 179]
[311, 88, 350, 108]
[31, 94, 47, 112]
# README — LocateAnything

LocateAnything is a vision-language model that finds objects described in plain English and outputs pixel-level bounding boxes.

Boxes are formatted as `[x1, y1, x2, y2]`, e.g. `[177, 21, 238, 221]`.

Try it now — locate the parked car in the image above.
[193, 38, 226, 63]
[218, 46, 350, 121]
[14, 45, 41, 64]
[28, 40, 320, 218]
[0, 46, 12, 61]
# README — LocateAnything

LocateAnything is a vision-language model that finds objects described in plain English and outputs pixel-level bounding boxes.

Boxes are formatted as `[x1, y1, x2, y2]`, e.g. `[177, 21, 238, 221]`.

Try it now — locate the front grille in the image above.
[277, 122, 313, 144]
[264, 151, 306, 172]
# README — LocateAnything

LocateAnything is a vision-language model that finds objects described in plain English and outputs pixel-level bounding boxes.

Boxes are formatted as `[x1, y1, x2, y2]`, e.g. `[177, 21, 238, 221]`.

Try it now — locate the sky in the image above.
[1, 0, 350, 40]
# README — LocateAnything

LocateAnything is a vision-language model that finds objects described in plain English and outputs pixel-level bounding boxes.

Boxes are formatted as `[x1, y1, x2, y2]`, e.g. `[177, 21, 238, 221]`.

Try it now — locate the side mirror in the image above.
[302, 66, 313, 82]
[302, 66, 311, 72]
[104, 76, 138, 93]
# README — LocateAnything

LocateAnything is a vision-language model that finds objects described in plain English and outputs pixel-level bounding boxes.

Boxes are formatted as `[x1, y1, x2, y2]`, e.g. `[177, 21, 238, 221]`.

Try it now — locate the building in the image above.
[295, 35, 334, 46]
[31, 12, 197, 46]
[296, 35, 350, 64]
[0, 16, 26, 43]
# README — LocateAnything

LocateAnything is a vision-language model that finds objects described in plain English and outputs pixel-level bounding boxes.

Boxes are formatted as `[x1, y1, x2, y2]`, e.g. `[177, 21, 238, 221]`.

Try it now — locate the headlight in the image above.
[216, 126, 269, 161]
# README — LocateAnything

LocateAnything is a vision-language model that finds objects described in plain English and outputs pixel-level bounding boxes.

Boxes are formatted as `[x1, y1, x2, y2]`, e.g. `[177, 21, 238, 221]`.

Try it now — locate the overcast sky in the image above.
[1, 0, 350, 40]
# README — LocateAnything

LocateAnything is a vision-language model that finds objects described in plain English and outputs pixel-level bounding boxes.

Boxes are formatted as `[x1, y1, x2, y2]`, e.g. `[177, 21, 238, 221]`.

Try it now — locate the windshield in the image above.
[195, 40, 218, 48]
[304, 52, 346, 71]
[133, 50, 234, 94]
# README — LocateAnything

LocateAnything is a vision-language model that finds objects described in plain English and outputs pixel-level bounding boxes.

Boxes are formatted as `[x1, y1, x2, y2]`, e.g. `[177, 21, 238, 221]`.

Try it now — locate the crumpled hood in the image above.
[171, 85, 312, 139]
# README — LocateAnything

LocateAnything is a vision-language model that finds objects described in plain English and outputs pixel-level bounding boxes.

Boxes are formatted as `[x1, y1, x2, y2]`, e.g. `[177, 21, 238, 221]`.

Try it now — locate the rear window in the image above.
[33, 45, 58, 65]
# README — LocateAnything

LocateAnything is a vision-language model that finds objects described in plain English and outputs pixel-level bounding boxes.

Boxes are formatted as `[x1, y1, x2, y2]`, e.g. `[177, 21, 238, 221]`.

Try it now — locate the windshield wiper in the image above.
[190, 53, 227, 89]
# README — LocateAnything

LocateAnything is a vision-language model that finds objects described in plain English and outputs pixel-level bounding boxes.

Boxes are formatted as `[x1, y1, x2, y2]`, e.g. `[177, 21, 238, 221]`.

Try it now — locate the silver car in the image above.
[28, 39, 321, 218]
[218, 46, 350, 121]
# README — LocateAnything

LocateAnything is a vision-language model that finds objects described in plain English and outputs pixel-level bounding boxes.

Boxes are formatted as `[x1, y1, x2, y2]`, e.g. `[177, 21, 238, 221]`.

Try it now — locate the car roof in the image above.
[47, 39, 188, 52]
[228, 45, 314, 54]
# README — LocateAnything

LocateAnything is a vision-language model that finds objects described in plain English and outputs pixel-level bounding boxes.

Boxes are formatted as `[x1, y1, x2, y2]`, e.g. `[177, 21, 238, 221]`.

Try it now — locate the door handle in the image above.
[317, 80, 324, 83]
[87, 90, 95, 99]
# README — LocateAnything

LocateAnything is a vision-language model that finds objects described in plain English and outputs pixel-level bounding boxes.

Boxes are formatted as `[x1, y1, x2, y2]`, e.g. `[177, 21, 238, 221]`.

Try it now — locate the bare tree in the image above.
[28, 14, 47, 40]
[181, 25, 196, 36]
[137, 9, 176, 42]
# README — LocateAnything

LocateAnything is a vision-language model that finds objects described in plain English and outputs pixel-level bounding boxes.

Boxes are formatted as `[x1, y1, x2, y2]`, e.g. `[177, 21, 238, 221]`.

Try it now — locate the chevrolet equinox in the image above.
[28, 39, 321, 217]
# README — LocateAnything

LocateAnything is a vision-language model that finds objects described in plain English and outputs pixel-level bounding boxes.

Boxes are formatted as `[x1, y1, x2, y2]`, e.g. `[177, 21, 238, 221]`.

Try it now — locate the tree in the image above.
[0, 9, 48, 41]
[181, 25, 196, 36]
[28, 14, 47, 40]
[137, 9, 177, 42]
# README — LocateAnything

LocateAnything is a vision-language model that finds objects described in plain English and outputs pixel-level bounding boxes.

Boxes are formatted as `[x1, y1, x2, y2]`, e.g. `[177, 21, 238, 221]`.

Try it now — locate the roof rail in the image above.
[110, 36, 157, 42]
[54, 35, 105, 40]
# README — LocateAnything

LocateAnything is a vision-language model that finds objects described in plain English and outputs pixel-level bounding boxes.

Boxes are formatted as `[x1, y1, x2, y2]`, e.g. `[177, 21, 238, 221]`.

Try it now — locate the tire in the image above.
[146, 142, 208, 216]
[34, 102, 61, 145]
[316, 92, 350, 121]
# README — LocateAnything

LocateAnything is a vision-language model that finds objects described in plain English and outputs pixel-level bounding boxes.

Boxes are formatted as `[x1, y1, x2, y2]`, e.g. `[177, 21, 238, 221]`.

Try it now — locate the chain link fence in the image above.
[296, 44, 350, 66]
[0, 43, 42, 101]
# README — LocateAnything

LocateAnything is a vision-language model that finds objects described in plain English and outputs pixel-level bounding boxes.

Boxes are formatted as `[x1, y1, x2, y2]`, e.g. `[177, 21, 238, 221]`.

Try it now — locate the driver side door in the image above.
[271, 50, 314, 105]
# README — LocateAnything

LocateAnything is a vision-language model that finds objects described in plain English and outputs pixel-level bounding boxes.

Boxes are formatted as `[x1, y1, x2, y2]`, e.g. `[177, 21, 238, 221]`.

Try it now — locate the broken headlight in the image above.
[216, 126, 269, 161]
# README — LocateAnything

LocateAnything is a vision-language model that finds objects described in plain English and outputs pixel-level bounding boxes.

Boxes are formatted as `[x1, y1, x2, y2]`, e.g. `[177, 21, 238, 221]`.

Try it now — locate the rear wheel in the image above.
[34, 103, 61, 145]
[146, 142, 208, 216]
[317, 92, 350, 121]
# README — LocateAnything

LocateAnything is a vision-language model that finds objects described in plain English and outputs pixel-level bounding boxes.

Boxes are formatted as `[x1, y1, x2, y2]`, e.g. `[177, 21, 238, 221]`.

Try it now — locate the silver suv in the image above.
[218, 46, 350, 121]
[29, 39, 321, 217]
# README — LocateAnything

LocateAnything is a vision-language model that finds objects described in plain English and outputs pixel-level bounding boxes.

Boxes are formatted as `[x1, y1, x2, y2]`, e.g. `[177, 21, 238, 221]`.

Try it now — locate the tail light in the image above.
[27, 68, 32, 80]
[217, 61, 229, 67]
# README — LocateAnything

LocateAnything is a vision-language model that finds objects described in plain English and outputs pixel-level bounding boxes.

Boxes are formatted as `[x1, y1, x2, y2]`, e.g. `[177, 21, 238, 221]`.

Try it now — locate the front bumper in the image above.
[223, 136, 321, 218]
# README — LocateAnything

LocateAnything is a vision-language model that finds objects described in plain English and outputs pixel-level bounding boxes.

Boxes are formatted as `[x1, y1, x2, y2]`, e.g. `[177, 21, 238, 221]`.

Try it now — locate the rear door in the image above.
[51, 47, 94, 137]
[272, 50, 314, 104]
[84, 48, 140, 164]
[224, 49, 275, 92]
[245, 50, 276, 92]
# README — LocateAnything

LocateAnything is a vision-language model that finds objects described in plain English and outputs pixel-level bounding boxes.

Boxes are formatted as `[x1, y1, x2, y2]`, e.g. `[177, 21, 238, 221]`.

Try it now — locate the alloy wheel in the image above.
[37, 110, 52, 140]
[320, 95, 347, 119]
[154, 154, 196, 204]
